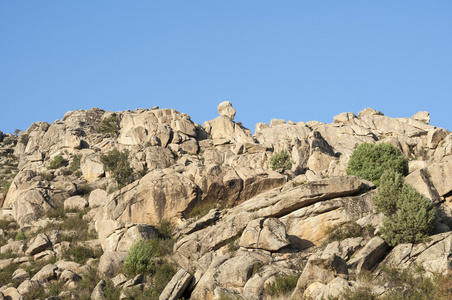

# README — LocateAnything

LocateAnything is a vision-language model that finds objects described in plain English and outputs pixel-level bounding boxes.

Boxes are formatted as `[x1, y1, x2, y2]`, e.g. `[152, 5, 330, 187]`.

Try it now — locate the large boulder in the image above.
[81, 153, 104, 183]
[217, 101, 236, 121]
[239, 218, 290, 251]
[95, 169, 199, 226]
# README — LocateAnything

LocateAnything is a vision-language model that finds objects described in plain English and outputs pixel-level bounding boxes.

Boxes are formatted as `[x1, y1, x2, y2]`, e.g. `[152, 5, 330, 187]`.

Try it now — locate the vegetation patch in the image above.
[376, 169, 436, 246]
[265, 273, 299, 297]
[47, 155, 67, 170]
[101, 148, 133, 188]
[270, 149, 292, 171]
[98, 114, 121, 134]
[346, 143, 408, 186]
[323, 220, 373, 244]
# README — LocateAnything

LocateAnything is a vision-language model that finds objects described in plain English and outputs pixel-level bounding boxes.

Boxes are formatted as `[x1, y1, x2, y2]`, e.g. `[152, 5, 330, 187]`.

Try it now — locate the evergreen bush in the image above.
[373, 169, 404, 214]
[270, 150, 292, 171]
[123, 239, 161, 275]
[380, 183, 436, 246]
[98, 114, 121, 134]
[100, 148, 133, 188]
[47, 155, 67, 170]
[346, 143, 408, 186]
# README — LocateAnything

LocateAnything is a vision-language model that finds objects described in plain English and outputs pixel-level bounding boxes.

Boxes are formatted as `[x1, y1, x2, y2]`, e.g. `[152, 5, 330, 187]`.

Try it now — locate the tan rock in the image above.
[159, 269, 194, 300]
[348, 237, 388, 273]
[203, 116, 254, 144]
[81, 153, 104, 182]
[217, 101, 236, 121]
[425, 160, 452, 197]
[358, 107, 384, 117]
[270, 119, 286, 126]
[30, 263, 58, 281]
[96, 169, 198, 226]
[292, 253, 348, 297]
[255, 122, 269, 133]
[97, 251, 127, 278]
[64, 195, 88, 210]
[405, 169, 441, 203]
[25, 233, 51, 256]
[89, 189, 108, 208]
[412, 111, 430, 125]
[427, 128, 448, 149]
[239, 218, 290, 251]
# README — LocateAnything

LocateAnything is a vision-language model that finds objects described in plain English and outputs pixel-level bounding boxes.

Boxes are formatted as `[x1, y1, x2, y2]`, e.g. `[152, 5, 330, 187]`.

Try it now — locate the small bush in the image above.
[47, 155, 67, 170]
[3, 138, 13, 146]
[76, 183, 93, 196]
[373, 169, 404, 214]
[69, 154, 82, 172]
[98, 114, 121, 134]
[101, 148, 133, 188]
[265, 273, 298, 296]
[346, 143, 408, 186]
[324, 220, 371, 244]
[20, 134, 29, 145]
[123, 239, 162, 276]
[15, 231, 26, 241]
[270, 150, 292, 171]
[62, 245, 102, 264]
[1, 181, 12, 194]
[380, 184, 436, 246]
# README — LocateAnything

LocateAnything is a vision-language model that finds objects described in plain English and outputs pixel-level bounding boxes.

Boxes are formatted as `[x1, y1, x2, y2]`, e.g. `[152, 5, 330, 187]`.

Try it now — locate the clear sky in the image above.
[1, 1, 451, 134]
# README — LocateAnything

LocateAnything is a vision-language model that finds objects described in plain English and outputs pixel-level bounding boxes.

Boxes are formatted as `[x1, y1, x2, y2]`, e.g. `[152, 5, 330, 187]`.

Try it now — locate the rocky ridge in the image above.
[0, 101, 452, 299]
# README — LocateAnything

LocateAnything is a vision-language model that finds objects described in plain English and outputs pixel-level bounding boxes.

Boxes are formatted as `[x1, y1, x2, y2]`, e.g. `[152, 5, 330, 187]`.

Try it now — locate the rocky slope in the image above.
[1, 102, 452, 299]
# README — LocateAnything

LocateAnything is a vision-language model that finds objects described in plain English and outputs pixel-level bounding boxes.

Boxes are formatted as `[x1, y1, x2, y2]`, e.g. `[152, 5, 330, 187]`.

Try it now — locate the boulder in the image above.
[203, 116, 254, 144]
[217, 101, 236, 121]
[97, 251, 127, 278]
[425, 160, 452, 197]
[412, 111, 430, 124]
[348, 237, 388, 273]
[1, 287, 24, 300]
[64, 195, 88, 210]
[191, 255, 262, 300]
[358, 108, 384, 117]
[81, 153, 104, 182]
[292, 252, 348, 297]
[95, 169, 198, 226]
[30, 263, 58, 281]
[270, 119, 286, 126]
[159, 269, 193, 300]
[427, 128, 448, 149]
[91, 279, 106, 300]
[89, 189, 108, 208]
[239, 218, 290, 251]
[405, 169, 441, 203]
[25, 233, 51, 256]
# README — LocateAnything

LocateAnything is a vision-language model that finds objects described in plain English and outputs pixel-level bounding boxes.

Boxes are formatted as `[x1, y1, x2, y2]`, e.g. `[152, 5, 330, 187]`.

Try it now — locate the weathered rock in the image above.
[380, 232, 452, 274]
[95, 169, 198, 226]
[159, 269, 193, 300]
[30, 263, 58, 281]
[25, 233, 51, 256]
[1, 287, 24, 300]
[348, 237, 388, 273]
[60, 269, 81, 282]
[97, 251, 127, 278]
[292, 252, 348, 297]
[104, 223, 159, 252]
[425, 160, 452, 197]
[0, 258, 13, 271]
[112, 273, 128, 287]
[405, 169, 441, 203]
[239, 218, 290, 251]
[191, 255, 262, 300]
[217, 101, 236, 121]
[203, 116, 254, 144]
[427, 128, 448, 149]
[81, 153, 104, 182]
[64, 195, 88, 210]
[1, 240, 26, 256]
[175, 176, 373, 273]
[12, 268, 30, 281]
[412, 111, 430, 125]
[88, 189, 108, 208]
[270, 119, 286, 126]
[358, 108, 384, 117]
[323, 237, 365, 261]
[91, 279, 106, 300]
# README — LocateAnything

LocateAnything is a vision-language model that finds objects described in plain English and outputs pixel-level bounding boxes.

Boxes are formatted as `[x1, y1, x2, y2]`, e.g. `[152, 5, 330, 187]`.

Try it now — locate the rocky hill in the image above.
[1, 102, 452, 299]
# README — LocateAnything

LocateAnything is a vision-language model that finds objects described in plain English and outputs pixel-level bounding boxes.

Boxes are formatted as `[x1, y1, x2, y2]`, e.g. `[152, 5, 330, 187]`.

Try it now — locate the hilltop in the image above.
[1, 102, 452, 299]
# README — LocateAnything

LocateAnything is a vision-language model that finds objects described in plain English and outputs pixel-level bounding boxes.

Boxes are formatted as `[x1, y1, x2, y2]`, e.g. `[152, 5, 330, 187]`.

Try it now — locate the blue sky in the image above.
[1, 1, 451, 134]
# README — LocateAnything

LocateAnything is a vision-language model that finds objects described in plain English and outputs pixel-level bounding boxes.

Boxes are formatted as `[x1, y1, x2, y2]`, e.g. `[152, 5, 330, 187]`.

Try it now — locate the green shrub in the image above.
[20, 134, 29, 145]
[69, 154, 82, 172]
[270, 150, 292, 171]
[1, 181, 12, 194]
[380, 183, 436, 246]
[47, 155, 67, 170]
[62, 245, 102, 264]
[15, 231, 26, 241]
[265, 273, 298, 296]
[98, 114, 121, 134]
[100, 148, 133, 188]
[373, 169, 404, 214]
[123, 239, 162, 276]
[324, 220, 372, 244]
[3, 138, 13, 146]
[346, 143, 408, 186]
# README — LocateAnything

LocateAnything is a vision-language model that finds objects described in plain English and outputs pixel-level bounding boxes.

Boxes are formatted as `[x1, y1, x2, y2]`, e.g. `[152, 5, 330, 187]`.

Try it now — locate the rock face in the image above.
[2, 104, 452, 299]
